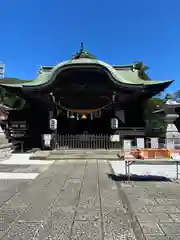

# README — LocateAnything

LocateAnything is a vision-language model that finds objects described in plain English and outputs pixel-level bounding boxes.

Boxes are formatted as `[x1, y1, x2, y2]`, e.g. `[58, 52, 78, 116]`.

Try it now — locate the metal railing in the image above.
[56, 134, 121, 150]
[54, 134, 180, 151]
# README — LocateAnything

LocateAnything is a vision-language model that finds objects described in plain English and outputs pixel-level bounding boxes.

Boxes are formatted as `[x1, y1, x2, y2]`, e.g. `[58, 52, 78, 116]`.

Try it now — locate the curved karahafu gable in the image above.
[0, 46, 174, 96]
[20, 59, 173, 88]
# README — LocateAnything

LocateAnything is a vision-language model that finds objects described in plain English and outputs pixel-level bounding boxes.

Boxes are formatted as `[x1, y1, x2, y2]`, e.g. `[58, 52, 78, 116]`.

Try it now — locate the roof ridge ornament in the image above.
[72, 42, 96, 60]
[80, 42, 84, 53]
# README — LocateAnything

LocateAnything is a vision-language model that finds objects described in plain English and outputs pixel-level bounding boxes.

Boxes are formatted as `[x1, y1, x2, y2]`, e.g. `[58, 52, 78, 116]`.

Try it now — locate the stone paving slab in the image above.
[5, 156, 180, 239]
[0, 160, 138, 240]
[117, 179, 180, 240]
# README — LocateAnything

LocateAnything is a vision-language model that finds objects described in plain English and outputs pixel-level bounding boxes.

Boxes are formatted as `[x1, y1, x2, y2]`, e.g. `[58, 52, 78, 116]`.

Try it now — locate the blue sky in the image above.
[1, 0, 180, 93]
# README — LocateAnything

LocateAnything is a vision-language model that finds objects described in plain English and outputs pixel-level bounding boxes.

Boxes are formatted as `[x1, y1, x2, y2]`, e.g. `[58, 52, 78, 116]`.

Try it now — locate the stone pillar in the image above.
[164, 99, 180, 149]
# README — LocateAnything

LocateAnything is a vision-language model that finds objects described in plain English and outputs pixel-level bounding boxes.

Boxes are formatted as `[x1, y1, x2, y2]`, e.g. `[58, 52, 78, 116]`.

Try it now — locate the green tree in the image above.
[134, 61, 150, 80]
[144, 97, 165, 135]
[173, 90, 180, 100]
[164, 93, 173, 100]
[144, 97, 164, 120]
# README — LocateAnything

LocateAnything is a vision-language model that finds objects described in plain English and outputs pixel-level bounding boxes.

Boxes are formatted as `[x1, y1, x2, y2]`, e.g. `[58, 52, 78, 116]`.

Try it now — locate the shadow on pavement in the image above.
[108, 173, 172, 182]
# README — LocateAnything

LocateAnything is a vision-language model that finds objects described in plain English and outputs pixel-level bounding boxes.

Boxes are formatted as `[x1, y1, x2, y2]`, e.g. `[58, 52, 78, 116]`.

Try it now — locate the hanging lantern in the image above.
[67, 111, 69, 118]
[81, 114, 87, 120]
[69, 112, 75, 119]
[112, 92, 117, 103]
[90, 113, 93, 120]
[110, 118, 118, 129]
[49, 119, 57, 130]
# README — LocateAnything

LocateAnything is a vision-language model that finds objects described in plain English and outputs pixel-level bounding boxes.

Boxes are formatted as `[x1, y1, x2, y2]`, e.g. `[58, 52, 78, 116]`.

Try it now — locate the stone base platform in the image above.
[29, 150, 120, 160]
[29, 151, 51, 160]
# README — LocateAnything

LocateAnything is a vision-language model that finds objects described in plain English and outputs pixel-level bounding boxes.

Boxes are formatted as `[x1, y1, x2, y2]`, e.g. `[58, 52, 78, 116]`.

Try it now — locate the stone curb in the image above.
[29, 151, 120, 160]
[29, 151, 51, 160]
[30, 156, 120, 160]
[108, 161, 146, 240]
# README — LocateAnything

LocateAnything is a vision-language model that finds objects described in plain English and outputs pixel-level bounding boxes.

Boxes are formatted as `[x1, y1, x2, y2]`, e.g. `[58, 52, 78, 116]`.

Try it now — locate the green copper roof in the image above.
[0, 45, 173, 106]
[0, 78, 33, 84]
[116, 69, 170, 85]
[0, 55, 173, 89]
[18, 58, 172, 87]
[0, 78, 33, 88]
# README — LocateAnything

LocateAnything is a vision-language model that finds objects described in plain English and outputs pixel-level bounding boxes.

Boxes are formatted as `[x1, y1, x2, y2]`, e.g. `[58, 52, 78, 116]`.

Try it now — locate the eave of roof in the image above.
[23, 59, 173, 87]
[0, 59, 173, 93]
[0, 78, 33, 84]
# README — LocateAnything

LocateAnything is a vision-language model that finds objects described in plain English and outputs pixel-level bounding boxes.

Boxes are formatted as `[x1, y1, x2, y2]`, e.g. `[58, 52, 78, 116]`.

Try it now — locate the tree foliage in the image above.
[134, 62, 151, 80]
[144, 97, 165, 135]
[144, 90, 180, 135]
[172, 90, 180, 100]
[163, 91, 180, 101]
[144, 97, 164, 120]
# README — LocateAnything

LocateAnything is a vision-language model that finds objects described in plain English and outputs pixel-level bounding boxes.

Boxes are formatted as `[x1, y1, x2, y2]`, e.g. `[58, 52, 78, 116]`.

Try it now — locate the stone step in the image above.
[47, 155, 119, 160]
[51, 149, 120, 154]
[29, 151, 51, 160]
[29, 150, 120, 160]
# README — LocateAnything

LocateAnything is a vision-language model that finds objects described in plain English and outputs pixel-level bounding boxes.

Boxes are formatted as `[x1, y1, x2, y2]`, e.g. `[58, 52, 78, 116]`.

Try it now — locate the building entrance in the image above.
[57, 111, 113, 135]
[55, 110, 118, 149]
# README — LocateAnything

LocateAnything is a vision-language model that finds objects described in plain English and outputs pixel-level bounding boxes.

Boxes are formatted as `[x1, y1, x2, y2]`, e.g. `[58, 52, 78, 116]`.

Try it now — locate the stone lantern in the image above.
[164, 97, 180, 148]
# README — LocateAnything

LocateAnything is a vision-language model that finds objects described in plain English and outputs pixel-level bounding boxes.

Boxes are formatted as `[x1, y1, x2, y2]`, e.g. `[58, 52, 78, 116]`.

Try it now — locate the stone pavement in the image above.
[0, 159, 138, 240]
[120, 180, 180, 240]
[2, 156, 180, 240]
[0, 153, 54, 180]
[0, 154, 54, 208]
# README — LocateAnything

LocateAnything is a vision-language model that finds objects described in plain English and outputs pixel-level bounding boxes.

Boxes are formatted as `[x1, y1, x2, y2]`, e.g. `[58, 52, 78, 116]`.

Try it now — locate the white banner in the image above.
[110, 135, 120, 142]
[123, 140, 132, 149]
[137, 138, 145, 148]
[151, 138, 159, 148]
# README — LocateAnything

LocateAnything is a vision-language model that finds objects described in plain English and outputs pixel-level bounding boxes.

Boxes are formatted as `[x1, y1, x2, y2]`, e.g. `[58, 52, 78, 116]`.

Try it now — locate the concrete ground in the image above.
[0, 156, 137, 240]
[111, 161, 179, 179]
